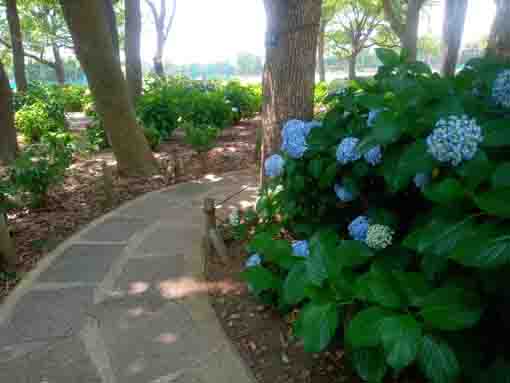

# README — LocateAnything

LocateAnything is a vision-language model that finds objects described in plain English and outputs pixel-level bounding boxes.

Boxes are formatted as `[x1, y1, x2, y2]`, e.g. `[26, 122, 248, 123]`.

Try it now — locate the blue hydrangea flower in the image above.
[492, 70, 510, 108]
[364, 146, 382, 166]
[426, 115, 483, 166]
[348, 216, 370, 241]
[336, 137, 361, 165]
[414, 173, 431, 190]
[281, 119, 308, 159]
[303, 120, 322, 136]
[367, 109, 382, 127]
[365, 224, 394, 250]
[335, 183, 355, 202]
[245, 254, 262, 268]
[264, 154, 285, 177]
[292, 240, 310, 258]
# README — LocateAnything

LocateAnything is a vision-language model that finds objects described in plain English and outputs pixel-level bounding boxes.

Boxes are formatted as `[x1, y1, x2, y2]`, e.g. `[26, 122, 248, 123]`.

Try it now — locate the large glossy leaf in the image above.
[456, 151, 493, 190]
[240, 266, 280, 295]
[492, 163, 510, 188]
[482, 120, 510, 148]
[306, 231, 336, 286]
[337, 240, 375, 269]
[379, 314, 422, 371]
[475, 188, 510, 218]
[346, 307, 392, 349]
[352, 348, 388, 383]
[282, 261, 308, 305]
[418, 335, 460, 383]
[450, 233, 510, 269]
[355, 270, 404, 309]
[298, 301, 339, 353]
[359, 112, 402, 152]
[419, 286, 483, 331]
[393, 271, 431, 307]
[424, 178, 465, 204]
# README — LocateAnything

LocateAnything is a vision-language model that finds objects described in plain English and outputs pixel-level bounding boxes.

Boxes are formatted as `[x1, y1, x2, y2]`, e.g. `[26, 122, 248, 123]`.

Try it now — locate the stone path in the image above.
[0, 169, 259, 383]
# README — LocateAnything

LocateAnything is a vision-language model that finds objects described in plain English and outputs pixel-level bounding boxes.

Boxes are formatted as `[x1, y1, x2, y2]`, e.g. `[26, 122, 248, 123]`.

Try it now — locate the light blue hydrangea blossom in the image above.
[492, 70, 510, 108]
[337, 137, 362, 165]
[292, 240, 310, 258]
[426, 115, 483, 166]
[245, 254, 262, 268]
[281, 119, 308, 159]
[365, 224, 394, 250]
[364, 146, 382, 166]
[414, 173, 431, 190]
[334, 183, 355, 202]
[264, 154, 285, 177]
[367, 109, 383, 127]
[348, 216, 370, 241]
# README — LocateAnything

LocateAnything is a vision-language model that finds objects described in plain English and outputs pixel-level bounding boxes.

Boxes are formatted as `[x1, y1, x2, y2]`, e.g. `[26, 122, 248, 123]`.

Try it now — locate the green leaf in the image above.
[456, 151, 493, 189]
[376, 48, 400, 67]
[337, 240, 375, 268]
[424, 178, 465, 204]
[352, 348, 388, 383]
[492, 163, 510, 188]
[418, 336, 460, 383]
[306, 231, 337, 286]
[319, 162, 338, 188]
[359, 112, 401, 151]
[346, 307, 391, 349]
[240, 266, 280, 295]
[308, 159, 323, 179]
[355, 270, 404, 309]
[357, 94, 385, 109]
[419, 286, 483, 331]
[378, 314, 422, 371]
[450, 233, 510, 269]
[299, 302, 339, 353]
[482, 120, 510, 148]
[282, 262, 308, 305]
[393, 271, 431, 307]
[475, 188, 510, 218]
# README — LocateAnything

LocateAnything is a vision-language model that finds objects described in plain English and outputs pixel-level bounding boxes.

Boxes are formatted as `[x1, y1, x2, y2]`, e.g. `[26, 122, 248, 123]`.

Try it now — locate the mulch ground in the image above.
[0, 119, 259, 300]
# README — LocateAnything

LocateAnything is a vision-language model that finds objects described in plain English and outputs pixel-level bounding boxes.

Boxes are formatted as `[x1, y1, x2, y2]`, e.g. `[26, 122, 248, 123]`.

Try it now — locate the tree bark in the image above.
[441, 0, 468, 77]
[6, 0, 27, 92]
[318, 19, 326, 82]
[486, 0, 510, 59]
[59, 0, 158, 177]
[52, 44, 66, 85]
[125, 0, 143, 104]
[0, 61, 17, 164]
[348, 55, 357, 80]
[402, 0, 420, 61]
[261, 0, 322, 184]
[103, 0, 120, 61]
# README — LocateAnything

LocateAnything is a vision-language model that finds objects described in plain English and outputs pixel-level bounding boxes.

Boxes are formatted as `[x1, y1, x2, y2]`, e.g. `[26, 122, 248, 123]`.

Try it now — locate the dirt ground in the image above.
[0, 119, 259, 300]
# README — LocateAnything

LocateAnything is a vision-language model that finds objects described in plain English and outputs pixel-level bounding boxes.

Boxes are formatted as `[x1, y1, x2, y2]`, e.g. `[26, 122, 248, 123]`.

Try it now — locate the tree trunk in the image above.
[261, 0, 322, 183]
[441, 0, 468, 77]
[59, 0, 158, 177]
[125, 0, 143, 104]
[486, 0, 510, 59]
[0, 61, 17, 164]
[103, 0, 120, 61]
[402, 0, 420, 62]
[154, 31, 165, 77]
[6, 0, 27, 92]
[52, 44, 65, 85]
[318, 20, 326, 82]
[348, 55, 357, 80]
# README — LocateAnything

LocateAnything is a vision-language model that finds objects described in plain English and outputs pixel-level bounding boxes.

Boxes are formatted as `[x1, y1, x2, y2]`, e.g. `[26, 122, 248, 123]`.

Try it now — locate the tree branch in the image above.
[382, 0, 405, 38]
[0, 37, 55, 67]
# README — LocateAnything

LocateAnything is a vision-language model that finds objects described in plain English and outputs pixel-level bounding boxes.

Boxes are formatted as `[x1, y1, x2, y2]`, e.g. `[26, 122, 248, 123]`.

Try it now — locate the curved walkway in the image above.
[0, 169, 258, 383]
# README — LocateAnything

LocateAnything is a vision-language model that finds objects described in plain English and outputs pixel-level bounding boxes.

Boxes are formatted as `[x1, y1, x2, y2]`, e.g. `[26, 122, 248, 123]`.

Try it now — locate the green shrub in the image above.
[85, 121, 109, 151]
[143, 126, 162, 150]
[223, 80, 262, 122]
[15, 101, 66, 143]
[61, 85, 88, 112]
[9, 134, 72, 207]
[314, 81, 329, 106]
[242, 51, 510, 383]
[182, 121, 221, 153]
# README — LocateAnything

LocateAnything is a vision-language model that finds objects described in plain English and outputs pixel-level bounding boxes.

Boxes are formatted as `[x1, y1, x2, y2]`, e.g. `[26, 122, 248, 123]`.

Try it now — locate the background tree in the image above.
[327, 0, 396, 80]
[5, 0, 27, 91]
[486, 0, 510, 59]
[125, 0, 142, 104]
[418, 34, 440, 64]
[0, 59, 17, 164]
[59, 0, 158, 176]
[144, 0, 176, 76]
[103, 0, 120, 60]
[261, 0, 322, 182]
[236, 52, 263, 75]
[318, 0, 344, 82]
[440, 0, 468, 76]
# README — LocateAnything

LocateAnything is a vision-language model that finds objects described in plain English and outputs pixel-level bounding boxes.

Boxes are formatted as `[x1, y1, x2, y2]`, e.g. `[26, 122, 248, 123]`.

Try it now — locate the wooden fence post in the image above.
[203, 198, 228, 261]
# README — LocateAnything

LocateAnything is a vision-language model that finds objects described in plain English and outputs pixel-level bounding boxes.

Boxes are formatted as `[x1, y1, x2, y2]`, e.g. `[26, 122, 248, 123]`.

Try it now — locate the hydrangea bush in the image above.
[242, 51, 510, 383]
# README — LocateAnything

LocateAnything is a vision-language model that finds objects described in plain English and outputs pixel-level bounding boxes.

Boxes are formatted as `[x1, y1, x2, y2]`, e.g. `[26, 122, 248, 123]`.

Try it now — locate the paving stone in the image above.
[120, 192, 185, 219]
[165, 182, 210, 198]
[135, 225, 201, 256]
[82, 217, 150, 242]
[6, 287, 93, 343]
[114, 255, 185, 297]
[37, 244, 125, 283]
[0, 336, 101, 383]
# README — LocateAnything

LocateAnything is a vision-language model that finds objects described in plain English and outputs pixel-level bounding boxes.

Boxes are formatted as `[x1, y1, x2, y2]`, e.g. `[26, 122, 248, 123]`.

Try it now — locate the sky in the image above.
[140, 0, 495, 65]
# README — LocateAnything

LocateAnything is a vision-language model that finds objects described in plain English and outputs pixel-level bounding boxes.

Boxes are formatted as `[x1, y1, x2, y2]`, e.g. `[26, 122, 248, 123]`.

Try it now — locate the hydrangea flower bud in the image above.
[245, 253, 262, 268]
[335, 183, 355, 202]
[348, 216, 370, 241]
[364, 146, 382, 166]
[337, 137, 361, 165]
[292, 240, 310, 258]
[365, 224, 394, 250]
[264, 154, 285, 177]
[281, 119, 308, 159]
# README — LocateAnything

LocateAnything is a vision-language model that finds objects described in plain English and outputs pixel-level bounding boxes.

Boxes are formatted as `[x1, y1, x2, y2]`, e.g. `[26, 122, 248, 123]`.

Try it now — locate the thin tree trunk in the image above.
[6, 0, 27, 92]
[260, 0, 322, 184]
[60, 0, 158, 177]
[441, 0, 468, 77]
[52, 44, 65, 85]
[318, 20, 326, 82]
[103, 0, 120, 61]
[125, 0, 143, 104]
[486, 0, 510, 59]
[0, 61, 17, 164]
[403, 0, 420, 62]
[348, 55, 356, 80]
[154, 36, 165, 76]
